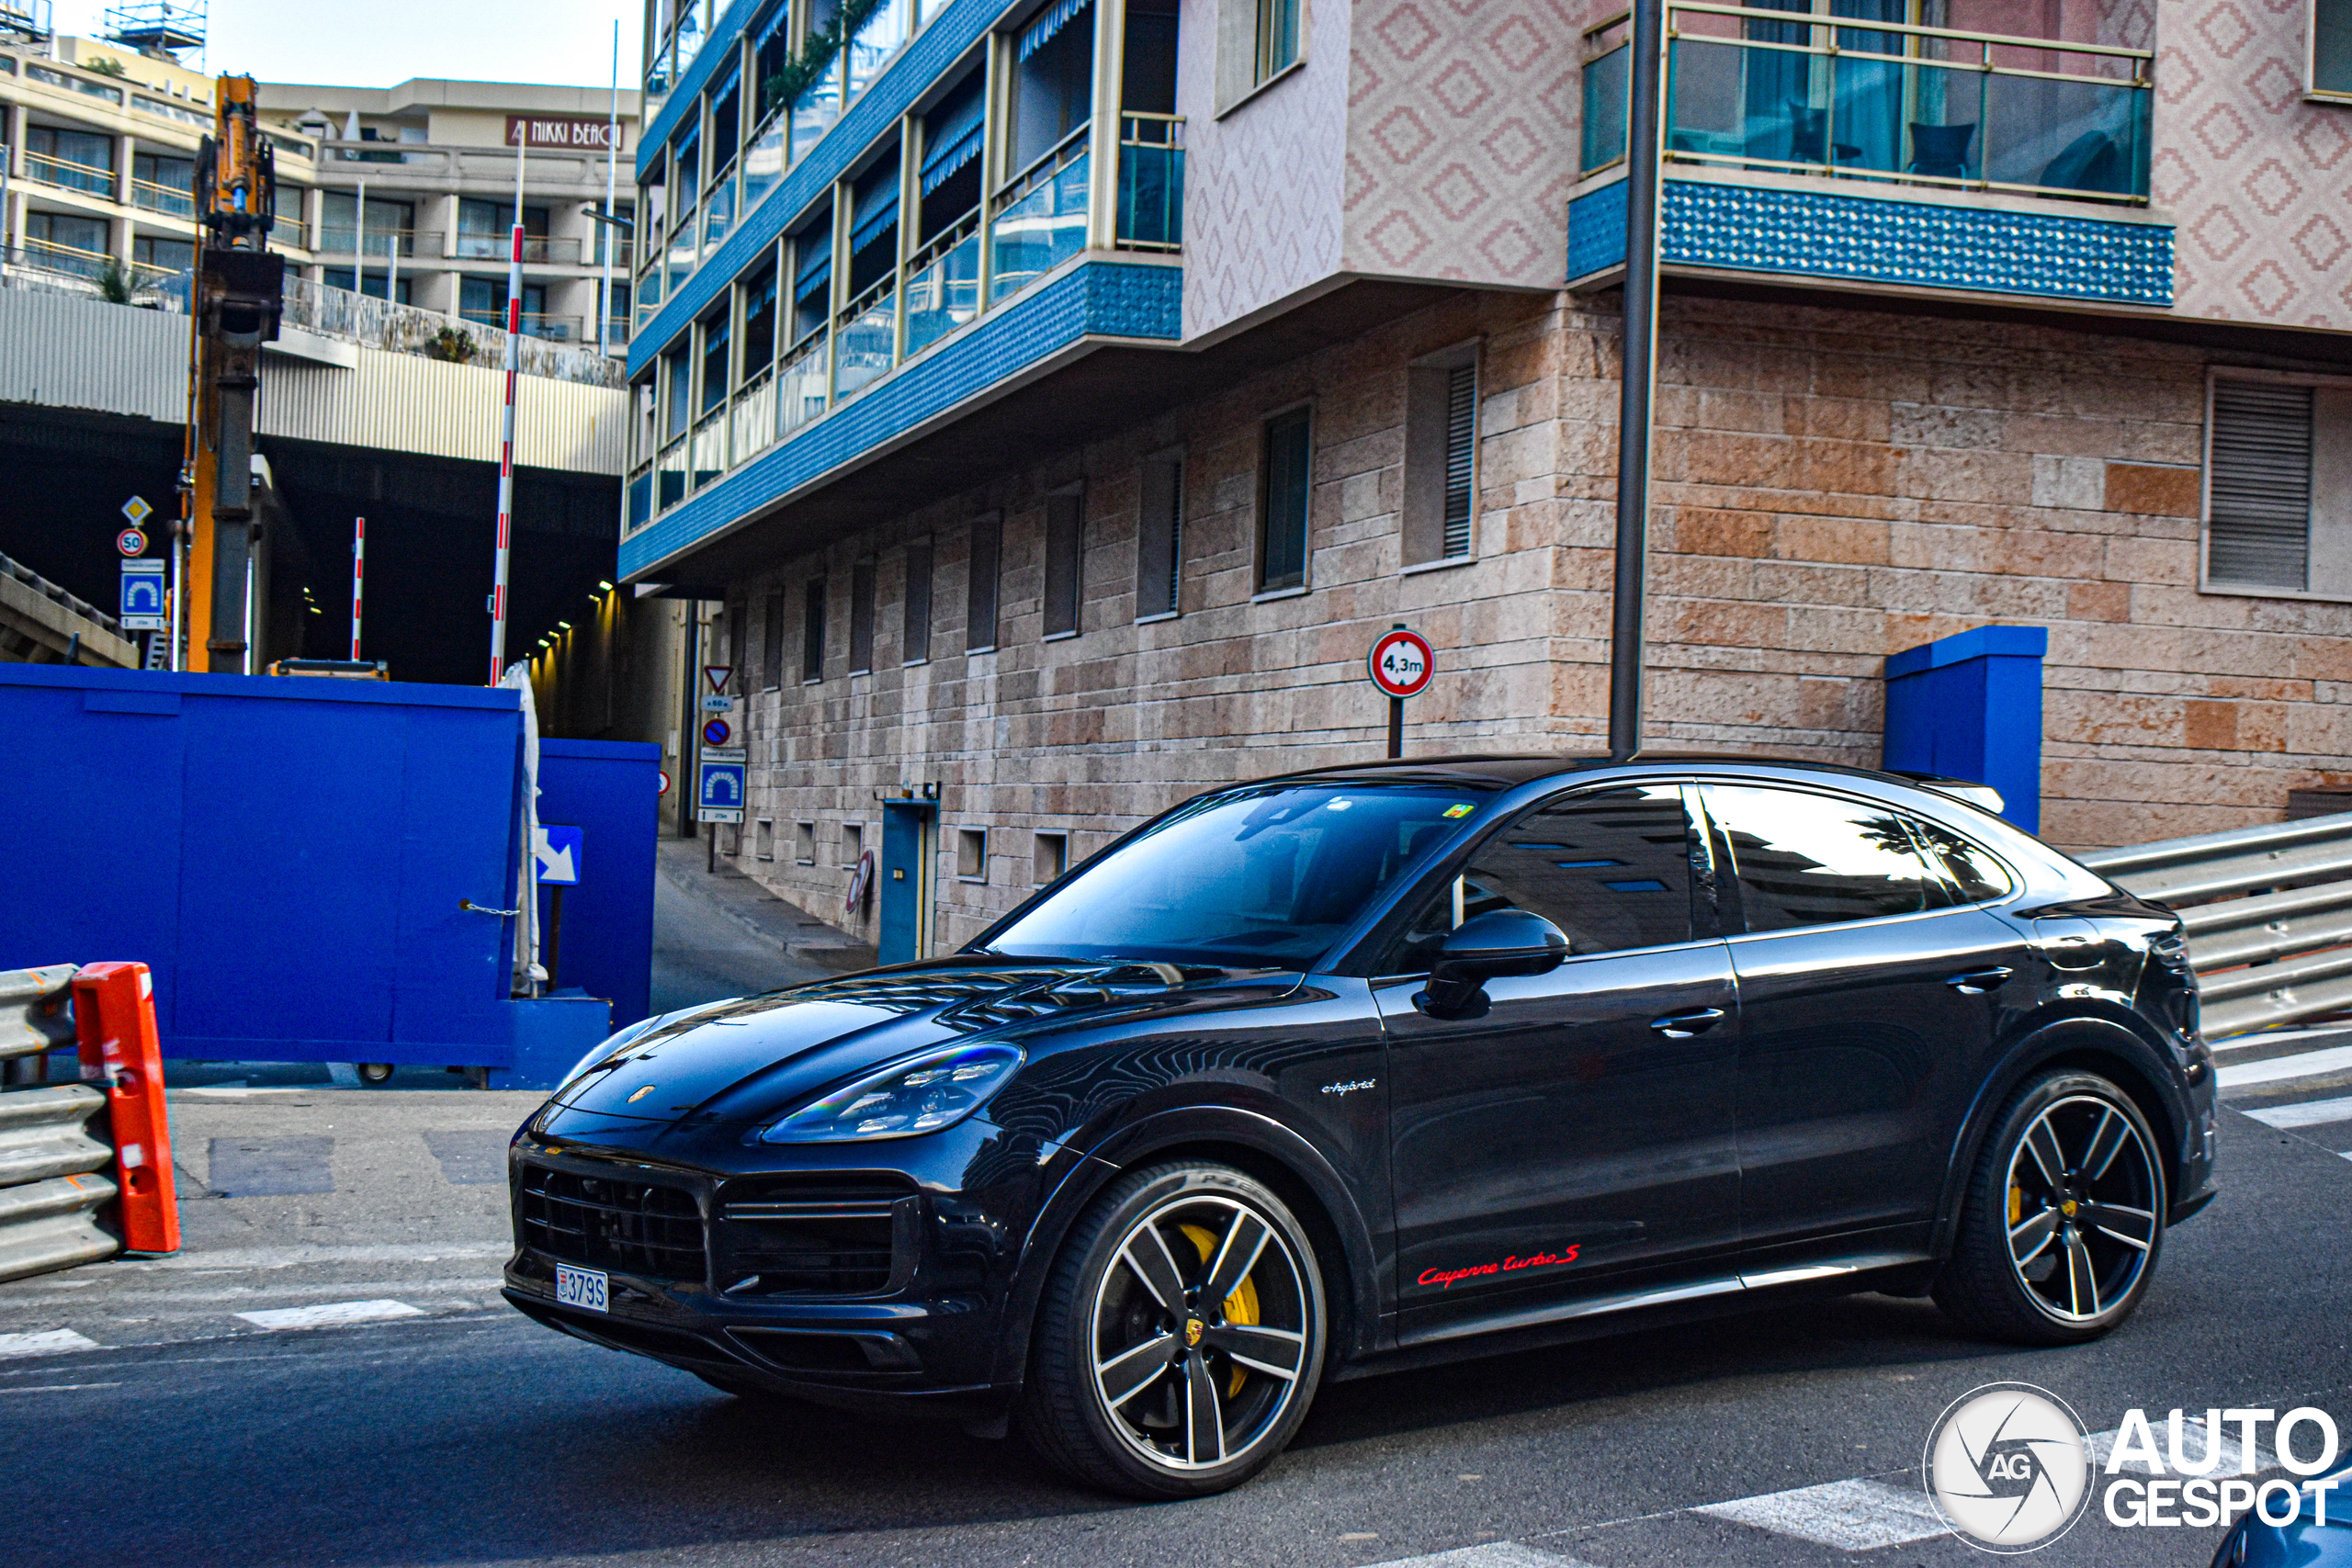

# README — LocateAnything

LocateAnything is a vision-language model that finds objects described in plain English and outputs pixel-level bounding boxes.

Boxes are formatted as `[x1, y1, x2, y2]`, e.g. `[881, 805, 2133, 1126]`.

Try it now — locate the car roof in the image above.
[1265, 751, 1941, 793]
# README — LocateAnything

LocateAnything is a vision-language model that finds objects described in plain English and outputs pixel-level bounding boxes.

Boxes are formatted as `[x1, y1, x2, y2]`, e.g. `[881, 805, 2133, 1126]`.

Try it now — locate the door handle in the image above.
[1649, 1007, 1725, 1038]
[1945, 966, 2014, 995]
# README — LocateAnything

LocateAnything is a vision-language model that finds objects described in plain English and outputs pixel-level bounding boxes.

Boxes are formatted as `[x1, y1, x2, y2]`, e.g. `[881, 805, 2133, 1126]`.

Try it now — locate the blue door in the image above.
[877, 801, 934, 964]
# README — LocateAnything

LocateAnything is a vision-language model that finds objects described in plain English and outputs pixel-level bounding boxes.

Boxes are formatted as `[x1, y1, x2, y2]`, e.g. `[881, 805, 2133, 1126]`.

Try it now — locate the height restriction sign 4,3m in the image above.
[1367, 627, 1434, 699]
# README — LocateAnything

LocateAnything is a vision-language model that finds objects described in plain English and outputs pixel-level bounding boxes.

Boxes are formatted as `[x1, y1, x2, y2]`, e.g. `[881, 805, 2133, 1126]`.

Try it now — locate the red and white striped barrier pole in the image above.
[488, 124, 526, 684]
[349, 515, 365, 660]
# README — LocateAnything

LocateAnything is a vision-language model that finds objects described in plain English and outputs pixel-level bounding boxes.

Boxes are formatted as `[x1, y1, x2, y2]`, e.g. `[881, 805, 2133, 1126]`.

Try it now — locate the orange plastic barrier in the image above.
[72, 963, 180, 1256]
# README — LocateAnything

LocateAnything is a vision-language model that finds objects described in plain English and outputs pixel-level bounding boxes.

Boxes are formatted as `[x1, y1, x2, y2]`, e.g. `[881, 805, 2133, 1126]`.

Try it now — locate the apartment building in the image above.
[604, 0, 2352, 957]
[0, 29, 316, 287]
[256, 76, 642, 352]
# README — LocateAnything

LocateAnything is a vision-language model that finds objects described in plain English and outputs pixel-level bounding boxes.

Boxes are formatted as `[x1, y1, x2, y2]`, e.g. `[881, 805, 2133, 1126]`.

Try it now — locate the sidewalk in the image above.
[649, 835, 873, 1015]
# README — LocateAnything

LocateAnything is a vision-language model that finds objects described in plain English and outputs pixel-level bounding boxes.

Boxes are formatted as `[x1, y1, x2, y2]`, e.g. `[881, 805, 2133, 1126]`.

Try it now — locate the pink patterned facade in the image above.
[2158, 0, 2352, 331]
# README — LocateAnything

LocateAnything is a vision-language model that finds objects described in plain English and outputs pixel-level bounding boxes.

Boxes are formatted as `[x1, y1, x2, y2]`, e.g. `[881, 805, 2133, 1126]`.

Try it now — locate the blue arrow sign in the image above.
[533, 824, 582, 886]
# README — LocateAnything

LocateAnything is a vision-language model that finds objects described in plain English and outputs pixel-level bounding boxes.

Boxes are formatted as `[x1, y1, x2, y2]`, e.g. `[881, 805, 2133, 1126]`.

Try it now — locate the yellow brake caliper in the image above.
[2009, 1183, 2024, 1226]
[1180, 1223, 1260, 1397]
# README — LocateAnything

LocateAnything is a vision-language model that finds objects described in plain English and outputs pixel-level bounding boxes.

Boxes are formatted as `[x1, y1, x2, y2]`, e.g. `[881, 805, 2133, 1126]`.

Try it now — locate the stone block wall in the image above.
[713, 285, 2352, 951]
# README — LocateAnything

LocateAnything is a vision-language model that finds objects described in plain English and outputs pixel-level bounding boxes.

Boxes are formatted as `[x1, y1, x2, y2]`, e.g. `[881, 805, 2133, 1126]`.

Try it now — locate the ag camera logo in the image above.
[1923, 1382, 2093, 1552]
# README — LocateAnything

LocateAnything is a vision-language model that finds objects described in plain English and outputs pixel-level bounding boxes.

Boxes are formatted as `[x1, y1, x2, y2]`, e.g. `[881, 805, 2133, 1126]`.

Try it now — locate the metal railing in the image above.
[833, 275, 896, 398]
[0, 965, 118, 1284]
[24, 149, 115, 197]
[1582, 2, 2154, 205]
[1116, 113, 1184, 253]
[903, 215, 979, 359]
[2082, 813, 2352, 1037]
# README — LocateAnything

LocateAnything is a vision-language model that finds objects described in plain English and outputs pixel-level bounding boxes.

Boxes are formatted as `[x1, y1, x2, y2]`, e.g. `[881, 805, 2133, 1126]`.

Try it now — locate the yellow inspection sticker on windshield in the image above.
[1443, 804, 1474, 818]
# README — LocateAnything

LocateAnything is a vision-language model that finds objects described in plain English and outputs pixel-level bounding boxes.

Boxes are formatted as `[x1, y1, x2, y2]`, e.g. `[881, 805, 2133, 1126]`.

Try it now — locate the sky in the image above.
[52, 0, 644, 91]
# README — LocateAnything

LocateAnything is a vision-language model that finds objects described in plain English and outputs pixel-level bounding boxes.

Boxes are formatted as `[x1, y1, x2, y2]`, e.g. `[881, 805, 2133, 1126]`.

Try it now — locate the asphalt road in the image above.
[3, 1092, 2346, 1568]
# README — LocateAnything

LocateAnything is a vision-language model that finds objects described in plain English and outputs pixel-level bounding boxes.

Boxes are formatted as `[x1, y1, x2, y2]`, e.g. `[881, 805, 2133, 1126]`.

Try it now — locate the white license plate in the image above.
[554, 1264, 608, 1313]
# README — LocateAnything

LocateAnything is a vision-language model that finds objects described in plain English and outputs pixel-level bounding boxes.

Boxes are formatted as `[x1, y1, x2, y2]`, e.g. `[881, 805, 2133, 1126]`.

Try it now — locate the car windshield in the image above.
[979, 783, 1486, 968]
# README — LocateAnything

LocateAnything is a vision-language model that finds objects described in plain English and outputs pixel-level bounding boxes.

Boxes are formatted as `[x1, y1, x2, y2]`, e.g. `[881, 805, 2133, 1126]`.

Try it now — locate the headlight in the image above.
[760, 1043, 1023, 1143]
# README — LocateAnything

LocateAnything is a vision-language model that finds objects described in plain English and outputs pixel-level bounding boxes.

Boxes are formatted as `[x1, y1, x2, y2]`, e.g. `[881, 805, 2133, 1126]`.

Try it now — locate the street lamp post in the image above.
[1608, 0, 1666, 763]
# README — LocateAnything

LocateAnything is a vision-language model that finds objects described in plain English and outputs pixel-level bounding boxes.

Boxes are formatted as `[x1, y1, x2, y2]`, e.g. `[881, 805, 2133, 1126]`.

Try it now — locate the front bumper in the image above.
[501, 1116, 1047, 1416]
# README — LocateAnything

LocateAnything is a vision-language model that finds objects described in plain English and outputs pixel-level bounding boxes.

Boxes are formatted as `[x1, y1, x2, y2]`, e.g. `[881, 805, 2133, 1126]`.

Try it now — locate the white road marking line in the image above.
[2210, 1026, 2352, 1054]
[0, 1382, 120, 1394]
[1692, 1476, 1949, 1551]
[1369, 1545, 1597, 1568]
[72, 1277, 505, 1305]
[0, 1329, 103, 1359]
[179, 1087, 324, 1099]
[148, 1243, 508, 1271]
[2243, 1095, 2352, 1130]
[233, 1299, 424, 1331]
[2218, 1043, 2352, 1090]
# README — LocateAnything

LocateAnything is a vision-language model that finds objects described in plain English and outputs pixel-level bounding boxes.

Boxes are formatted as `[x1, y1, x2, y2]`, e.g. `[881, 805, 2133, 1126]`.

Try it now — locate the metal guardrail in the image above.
[0, 965, 119, 1283]
[2081, 812, 2352, 1038]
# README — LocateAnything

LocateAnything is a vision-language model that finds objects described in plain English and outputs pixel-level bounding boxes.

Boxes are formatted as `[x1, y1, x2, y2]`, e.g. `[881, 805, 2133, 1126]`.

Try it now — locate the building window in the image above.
[727, 600, 747, 669]
[842, 821, 865, 866]
[2316, 0, 2352, 96]
[663, 346, 692, 441]
[699, 303, 730, 415]
[1136, 454, 1183, 618]
[1043, 490, 1083, 638]
[755, 818, 775, 861]
[957, 827, 988, 882]
[848, 557, 876, 673]
[903, 537, 933, 663]
[1034, 831, 1068, 885]
[133, 235, 195, 277]
[1256, 0, 1301, 83]
[1258, 407, 1312, 593]
[762, 590, 786, 689]
[741, 262, 778, 384]
[802, 576, 827, 682]
[795, 820, 817, 863]
[321, 267, 412, 304]
[2206, 377, 2352, 597]
[967, 513, 1001, 652]
[1404, 349, 1477, 566]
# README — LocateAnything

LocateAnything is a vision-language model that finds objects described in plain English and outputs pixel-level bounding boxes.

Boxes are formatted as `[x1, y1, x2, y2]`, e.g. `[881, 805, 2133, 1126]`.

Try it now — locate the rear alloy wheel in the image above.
[1935, 1069, 2165, 1345]
[1019, 1163, 1325, 1497]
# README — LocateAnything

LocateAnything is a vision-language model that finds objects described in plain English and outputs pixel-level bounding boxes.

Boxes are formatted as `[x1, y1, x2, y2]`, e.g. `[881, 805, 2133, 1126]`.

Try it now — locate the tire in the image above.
[1017, 1161, 1327, 1498]
[1934, 1069, 2166, 1346]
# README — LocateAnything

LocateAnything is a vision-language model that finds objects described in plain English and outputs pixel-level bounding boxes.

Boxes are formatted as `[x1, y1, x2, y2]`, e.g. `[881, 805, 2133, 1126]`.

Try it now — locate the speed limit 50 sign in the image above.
[1367, 627, 1434, 699]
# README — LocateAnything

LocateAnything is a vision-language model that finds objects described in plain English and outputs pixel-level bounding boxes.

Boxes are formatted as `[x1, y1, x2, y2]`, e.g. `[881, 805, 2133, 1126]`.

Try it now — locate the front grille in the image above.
[518, 1164, 707, 1284]
[715, 1178, 911, 1298]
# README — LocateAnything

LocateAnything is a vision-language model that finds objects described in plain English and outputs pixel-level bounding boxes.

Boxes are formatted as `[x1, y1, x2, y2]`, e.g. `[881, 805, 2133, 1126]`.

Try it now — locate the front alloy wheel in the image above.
[1935, 1069, 2166, 1345]
[1021, 1164, 1324, 1496]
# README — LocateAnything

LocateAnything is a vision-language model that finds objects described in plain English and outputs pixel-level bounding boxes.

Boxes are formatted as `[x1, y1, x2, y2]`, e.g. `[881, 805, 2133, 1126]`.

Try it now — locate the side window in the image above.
[1911, 818, 2012, 904]
[1385, 785, 1695, 971]
[1704, 785, 1945, 933]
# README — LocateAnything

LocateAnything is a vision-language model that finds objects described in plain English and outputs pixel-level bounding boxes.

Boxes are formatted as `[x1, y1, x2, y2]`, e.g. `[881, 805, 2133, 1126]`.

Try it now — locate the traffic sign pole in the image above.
[350, 516, 365, 660]
[1366, 624, 1435, 759]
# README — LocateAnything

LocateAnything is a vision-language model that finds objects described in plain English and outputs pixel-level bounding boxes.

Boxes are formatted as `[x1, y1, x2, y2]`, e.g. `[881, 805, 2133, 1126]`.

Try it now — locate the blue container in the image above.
[0, 664, 606, 1077]
[534, 739, 662, 1030]
[1883, 625, 2048, 833]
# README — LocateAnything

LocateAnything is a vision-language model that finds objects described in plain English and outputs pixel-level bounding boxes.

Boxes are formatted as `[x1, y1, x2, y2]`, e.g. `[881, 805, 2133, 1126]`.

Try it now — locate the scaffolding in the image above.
[104, 0, 204, 57]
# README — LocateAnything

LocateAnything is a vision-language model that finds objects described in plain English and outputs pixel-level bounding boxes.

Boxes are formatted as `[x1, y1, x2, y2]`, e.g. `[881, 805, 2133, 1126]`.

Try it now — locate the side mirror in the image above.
[1414, 908, 1568, 1021]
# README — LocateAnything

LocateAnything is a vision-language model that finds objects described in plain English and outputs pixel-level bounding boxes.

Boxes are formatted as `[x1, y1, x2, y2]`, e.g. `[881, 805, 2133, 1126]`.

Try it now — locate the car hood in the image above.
[544, 957, 1281, 1128]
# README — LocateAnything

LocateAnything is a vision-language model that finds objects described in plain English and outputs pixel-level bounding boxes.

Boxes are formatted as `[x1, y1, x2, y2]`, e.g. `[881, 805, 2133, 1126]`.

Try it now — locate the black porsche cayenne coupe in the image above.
[503, 754, 2216, 1497]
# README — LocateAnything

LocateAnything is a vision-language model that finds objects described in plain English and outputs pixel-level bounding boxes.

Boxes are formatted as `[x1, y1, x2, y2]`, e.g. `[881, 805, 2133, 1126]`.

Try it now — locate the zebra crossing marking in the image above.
[2216, 1043, 2352, 1090]
[0, 1329, 103, 1358]
[233, 1299, 424, 1331]
[2243, 1094, 2352, 1130]
[1690, 1476, 1949, 1551]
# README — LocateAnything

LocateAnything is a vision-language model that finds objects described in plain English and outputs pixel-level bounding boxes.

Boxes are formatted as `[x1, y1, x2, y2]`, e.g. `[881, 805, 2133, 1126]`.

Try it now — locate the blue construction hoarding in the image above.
[0, 664, 636, 1086]
[535, 738, 661, 1029]
[1883, 625, 2048, 834]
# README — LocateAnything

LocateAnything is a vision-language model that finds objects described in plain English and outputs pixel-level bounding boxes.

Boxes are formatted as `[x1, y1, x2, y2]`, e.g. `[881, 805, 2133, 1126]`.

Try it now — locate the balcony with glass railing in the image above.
[458, 308, 585, 343]
[130, 176, 195, 220]
[1569, 4, 2167, 303]
[452, 232, 583, 265]
[989, 129, 1092, 304]
[25, 150, 115, 198]
[318, 227, 440, 258]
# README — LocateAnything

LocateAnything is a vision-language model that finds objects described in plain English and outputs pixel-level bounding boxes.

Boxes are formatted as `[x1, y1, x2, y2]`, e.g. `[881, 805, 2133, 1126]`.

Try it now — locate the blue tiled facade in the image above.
[1566, 176, 2175, 308]
[631, 0, 1021, 379]
[620, 260, 1181, 577]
